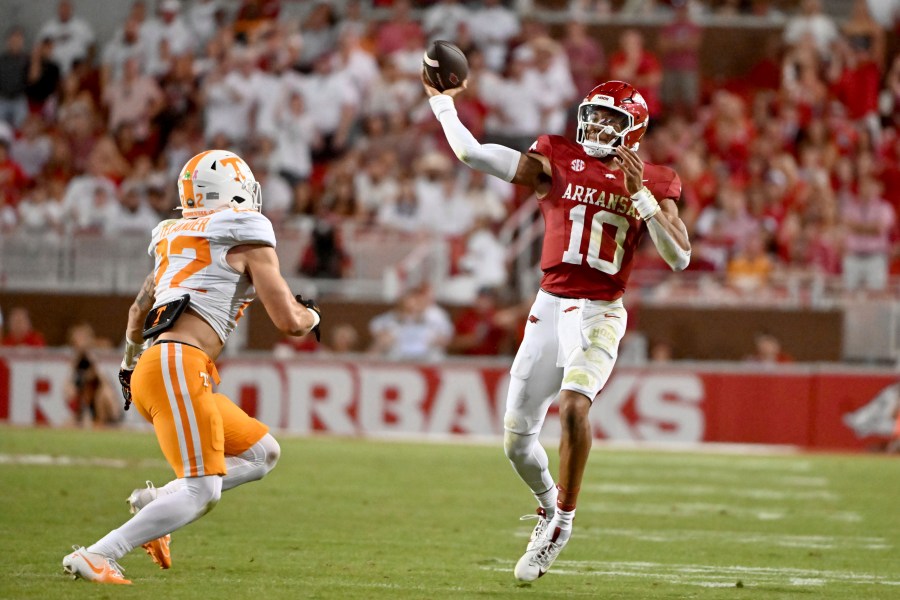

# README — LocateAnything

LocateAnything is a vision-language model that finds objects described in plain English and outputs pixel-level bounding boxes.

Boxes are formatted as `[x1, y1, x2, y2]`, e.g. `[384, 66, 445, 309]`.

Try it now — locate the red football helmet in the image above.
[575, 81, 649, 158]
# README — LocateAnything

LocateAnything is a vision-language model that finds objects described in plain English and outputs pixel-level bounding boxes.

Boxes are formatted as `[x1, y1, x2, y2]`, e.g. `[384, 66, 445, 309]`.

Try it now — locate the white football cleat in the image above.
[62, 546, 131, 584]
[519, 507, 551, 552]
[126, 481, 158, 514]
[514, 525, 570, 582]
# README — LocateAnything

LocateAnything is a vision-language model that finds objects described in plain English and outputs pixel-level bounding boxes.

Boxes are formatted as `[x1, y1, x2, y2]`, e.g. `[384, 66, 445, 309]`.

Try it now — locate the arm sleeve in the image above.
[429, 95, 521, 182]
[646, 209, 691, 271]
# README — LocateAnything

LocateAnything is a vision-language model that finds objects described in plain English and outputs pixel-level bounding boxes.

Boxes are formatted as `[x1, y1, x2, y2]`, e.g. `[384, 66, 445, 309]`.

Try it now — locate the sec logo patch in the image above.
[571, 159, 585, 172]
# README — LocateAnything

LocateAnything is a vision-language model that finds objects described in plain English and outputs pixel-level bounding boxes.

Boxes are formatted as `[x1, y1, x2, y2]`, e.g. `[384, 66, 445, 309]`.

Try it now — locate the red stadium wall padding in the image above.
[0, 350, 897, 451]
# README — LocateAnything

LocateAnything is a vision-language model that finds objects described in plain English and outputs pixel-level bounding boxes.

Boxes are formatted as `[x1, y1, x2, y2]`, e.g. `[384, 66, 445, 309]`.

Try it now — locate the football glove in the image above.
[118, 366, 133, 411]
[295, 295, 322, 342]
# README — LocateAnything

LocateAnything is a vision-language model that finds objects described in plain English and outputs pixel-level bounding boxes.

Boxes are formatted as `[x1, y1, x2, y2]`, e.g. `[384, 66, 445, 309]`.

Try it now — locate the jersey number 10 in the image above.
[561, 205, 629, 275]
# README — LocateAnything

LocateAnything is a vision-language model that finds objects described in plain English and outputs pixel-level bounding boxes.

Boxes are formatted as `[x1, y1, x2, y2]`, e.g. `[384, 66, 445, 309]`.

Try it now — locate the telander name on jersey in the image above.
[559, 183, 640, 220]
[159, 217, 211, 237]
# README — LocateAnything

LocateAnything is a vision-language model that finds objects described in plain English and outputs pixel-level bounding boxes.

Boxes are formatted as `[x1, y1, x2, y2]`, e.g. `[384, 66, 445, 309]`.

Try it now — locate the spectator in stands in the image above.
[368, 285, 453, 362]
[828, 35, 882, 144]
[457, 214, 508, 291]
[843, 0, 886, 68]
[745, 330, 793, 364]
[61, 150, 116, 229]
[102, 56, 164, 144]
[202, 46, 258, 146]
[365, 55, 420, 118]
[25, 35, 61, 117]
[334, 27, 379, 98]
[109, 181, 160, 235]
[66, 321, 119, 426]
[727, 229, 775, 291]
[608, 29, 662, 116]
[298, 52, 359, 162]
[295, 2, 336, 69]
[1, 306, 46, 347]
[272, 90, 319, 188]
[17, 180, 65, 236]
[0, 133, 29, 211]
[659, 0, 702, 116]
[561, 21, 605, 103]
[353, 151, 398, 226]
[11, 117, 49, 181]
[528, 37, 576, 136]
[841, 176, 896, 292]
[468, 0, 520, 72]
[782, 0, 839, 60]
[376, 173, 421, 233]
[479, 50, 544, 151]
[142, 0, 193, 76]
[187, 0, 222, 48]
[375, 0, 423, 58]
[101, 17, 146, 87]
[0, 28, 30, 128]
[423, 0, 471, 44]
[450, 286, 507, 356]
[234, 0, 281, 44]
[37, 0, 95, 75]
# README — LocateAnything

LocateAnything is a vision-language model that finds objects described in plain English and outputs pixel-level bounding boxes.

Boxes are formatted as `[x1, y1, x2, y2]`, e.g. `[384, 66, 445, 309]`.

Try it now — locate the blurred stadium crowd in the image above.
[0, 0, 899, 300]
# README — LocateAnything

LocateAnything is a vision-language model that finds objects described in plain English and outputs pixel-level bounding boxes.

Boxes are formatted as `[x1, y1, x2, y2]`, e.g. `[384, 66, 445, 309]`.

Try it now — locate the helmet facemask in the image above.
[576, 103, 634, 158]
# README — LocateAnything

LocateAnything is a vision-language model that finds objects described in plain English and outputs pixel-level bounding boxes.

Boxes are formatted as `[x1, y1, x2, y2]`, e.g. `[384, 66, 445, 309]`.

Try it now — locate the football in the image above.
[422, 40, 469, 92]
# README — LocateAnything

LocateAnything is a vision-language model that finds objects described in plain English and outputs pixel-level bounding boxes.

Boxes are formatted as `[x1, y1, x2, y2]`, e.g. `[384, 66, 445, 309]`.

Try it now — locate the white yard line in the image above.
[522, 527, 890, 551]
[593, 467, 829, 488]
[585, 482, 839, 501]
[481, 560, 900, 587]
[585, 500, 862, 522]
[600, 453, 813, 471]
[0, 453, 166, 469]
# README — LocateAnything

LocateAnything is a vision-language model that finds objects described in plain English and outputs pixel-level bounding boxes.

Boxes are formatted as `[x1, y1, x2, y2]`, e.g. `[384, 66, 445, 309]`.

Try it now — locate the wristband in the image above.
[308, 308, 321, 329]
[122, 338, 146, 370]
[631, 186, 661, 221]
[429, 95, 457, 121]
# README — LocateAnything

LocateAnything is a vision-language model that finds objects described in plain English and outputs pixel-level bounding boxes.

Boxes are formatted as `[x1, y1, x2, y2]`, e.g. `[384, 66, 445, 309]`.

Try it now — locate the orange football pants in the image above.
[131, 341, 268, 478]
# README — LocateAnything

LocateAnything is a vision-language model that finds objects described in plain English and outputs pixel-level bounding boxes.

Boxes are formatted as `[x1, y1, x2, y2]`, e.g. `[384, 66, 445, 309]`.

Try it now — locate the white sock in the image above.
[552, 508, 575, 531]
[536, 486, 557, 518]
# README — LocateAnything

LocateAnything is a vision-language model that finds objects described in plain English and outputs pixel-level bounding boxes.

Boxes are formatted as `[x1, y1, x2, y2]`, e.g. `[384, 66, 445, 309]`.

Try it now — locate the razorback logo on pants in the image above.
[131, 342, 268, 478]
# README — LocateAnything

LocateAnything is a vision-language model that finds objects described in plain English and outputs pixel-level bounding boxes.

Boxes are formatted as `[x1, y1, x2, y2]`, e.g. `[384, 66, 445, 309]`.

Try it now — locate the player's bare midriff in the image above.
[156, 310, 225, 360]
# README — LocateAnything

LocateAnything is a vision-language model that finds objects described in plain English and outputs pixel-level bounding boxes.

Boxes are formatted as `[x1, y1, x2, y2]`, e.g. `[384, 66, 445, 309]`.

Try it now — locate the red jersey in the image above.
[530, 135, 681, 300]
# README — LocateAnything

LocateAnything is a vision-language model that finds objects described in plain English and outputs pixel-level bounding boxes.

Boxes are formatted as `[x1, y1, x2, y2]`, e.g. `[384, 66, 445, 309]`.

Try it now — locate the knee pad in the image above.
[503, 429, 537, 461]
[184, 475, 222, 516]
[257, 433, 280, 474]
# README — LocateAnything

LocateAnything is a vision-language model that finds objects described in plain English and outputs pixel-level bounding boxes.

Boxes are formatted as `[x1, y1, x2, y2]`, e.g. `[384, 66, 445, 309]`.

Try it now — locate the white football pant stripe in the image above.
[160, 343, 191, 474]
[173, 344, 205, 477]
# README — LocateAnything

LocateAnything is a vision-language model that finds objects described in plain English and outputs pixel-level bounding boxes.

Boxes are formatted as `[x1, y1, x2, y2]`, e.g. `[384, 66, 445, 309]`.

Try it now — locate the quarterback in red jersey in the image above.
[425, 77, 690, 580]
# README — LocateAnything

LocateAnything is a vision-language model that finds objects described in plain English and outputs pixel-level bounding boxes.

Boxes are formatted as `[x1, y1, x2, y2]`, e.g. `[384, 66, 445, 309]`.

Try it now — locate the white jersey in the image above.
[148, 209, 277, 343]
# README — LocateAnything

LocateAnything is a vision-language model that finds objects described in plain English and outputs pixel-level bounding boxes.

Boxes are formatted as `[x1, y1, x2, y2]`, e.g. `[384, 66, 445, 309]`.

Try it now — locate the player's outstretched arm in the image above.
[235, 244, 320, 337]
[423, 77, 550, 193]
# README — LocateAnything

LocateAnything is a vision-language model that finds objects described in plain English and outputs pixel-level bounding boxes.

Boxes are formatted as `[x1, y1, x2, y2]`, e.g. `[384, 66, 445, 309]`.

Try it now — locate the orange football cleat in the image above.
[141, 534, 172, 569]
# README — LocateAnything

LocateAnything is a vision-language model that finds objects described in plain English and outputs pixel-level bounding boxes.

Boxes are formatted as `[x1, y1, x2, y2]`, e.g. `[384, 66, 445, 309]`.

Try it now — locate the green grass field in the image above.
[2, 426, 900, 599]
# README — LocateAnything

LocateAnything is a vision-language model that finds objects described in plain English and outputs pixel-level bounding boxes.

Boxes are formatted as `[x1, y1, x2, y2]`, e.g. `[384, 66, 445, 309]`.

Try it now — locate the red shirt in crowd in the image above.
[1, 331, 46, 347]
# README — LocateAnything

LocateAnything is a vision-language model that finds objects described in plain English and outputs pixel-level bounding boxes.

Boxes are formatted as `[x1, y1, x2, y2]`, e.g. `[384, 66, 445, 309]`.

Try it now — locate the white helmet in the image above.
[177, 149, 261, 219]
